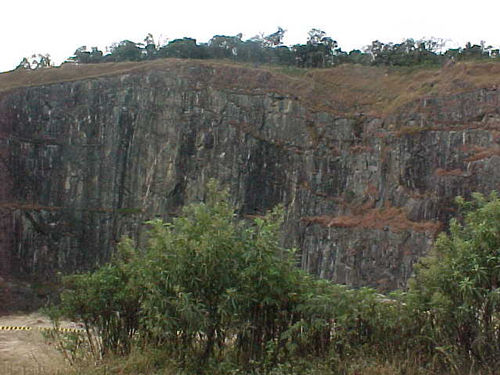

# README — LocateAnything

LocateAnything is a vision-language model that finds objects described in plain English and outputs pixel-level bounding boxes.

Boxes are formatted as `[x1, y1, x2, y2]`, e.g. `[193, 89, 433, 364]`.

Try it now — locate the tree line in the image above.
[16, 28, 500, 71]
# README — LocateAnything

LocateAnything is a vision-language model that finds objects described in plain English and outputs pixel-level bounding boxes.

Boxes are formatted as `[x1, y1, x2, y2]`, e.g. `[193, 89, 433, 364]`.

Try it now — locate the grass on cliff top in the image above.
[2, 58, 500, 116]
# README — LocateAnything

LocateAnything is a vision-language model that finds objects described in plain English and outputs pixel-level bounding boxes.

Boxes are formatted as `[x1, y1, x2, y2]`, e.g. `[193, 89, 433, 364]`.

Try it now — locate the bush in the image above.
[138, 181, 308, 368]
[52, 187, 500, 374]
[54, 180, 307, 369]
[54, 240, 142, 356]
[410, 192, 500, 367]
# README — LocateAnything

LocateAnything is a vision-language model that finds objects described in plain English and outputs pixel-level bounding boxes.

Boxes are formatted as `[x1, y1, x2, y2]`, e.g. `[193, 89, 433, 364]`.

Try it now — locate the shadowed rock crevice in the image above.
[0, 63, 499, 290]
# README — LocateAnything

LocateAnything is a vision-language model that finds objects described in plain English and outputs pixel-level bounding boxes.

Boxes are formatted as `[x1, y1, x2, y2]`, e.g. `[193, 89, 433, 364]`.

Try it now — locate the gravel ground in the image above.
[0, 313, 79, 374]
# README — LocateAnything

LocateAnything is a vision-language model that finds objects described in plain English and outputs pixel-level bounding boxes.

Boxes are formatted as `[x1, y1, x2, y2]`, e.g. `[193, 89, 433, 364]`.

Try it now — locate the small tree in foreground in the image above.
[53, 240, 141, 356]
[138, 181, 304, 366]
[410, 192, 500, 366]
[55, 180, 305, 367]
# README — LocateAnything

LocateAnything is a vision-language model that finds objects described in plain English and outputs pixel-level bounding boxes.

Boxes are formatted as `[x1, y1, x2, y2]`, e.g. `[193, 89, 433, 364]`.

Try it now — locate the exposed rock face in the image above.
[0, 62, 499, 290]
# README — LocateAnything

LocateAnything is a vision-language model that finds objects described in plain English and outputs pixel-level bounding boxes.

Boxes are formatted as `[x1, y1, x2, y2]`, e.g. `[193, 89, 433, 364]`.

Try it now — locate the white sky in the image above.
[2, 0, 500, 72]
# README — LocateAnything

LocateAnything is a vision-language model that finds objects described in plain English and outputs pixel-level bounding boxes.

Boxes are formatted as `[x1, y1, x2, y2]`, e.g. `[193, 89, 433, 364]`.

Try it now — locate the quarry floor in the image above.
[0, 313, 77, 374]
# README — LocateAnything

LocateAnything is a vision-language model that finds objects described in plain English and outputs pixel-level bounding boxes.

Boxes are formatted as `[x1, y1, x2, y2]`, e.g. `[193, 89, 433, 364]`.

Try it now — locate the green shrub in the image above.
[53, 240, 142, 356]
[409, 192, 500, 367]
[138, 181, 308, 368]
[52, 186, 500, 374]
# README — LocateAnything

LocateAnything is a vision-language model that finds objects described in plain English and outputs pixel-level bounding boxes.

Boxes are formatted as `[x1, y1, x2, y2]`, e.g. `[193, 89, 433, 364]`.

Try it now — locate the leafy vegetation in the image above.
[15, 53, 53, 70]
[14, 28, 500, 72]
[51, 184, 500, 374]
[409, 192, 500, 367]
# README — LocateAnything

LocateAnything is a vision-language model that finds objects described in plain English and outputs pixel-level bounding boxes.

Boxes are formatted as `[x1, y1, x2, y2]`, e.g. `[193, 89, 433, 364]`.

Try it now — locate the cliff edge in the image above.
[1, 59, 499, 291]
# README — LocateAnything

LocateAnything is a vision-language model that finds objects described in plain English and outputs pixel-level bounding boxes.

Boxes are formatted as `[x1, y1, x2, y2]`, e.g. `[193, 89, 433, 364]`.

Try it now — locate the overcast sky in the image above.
[2, 0, 499, 72]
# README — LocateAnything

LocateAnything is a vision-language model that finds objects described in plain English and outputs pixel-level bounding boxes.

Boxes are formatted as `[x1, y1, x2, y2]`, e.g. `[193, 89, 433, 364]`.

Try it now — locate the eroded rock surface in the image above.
[0, 62, 499, 290]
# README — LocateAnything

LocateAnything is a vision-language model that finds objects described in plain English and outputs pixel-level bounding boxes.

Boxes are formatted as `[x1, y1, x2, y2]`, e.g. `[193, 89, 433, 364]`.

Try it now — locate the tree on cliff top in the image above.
[15, 53, 53, 70]
[293, 28, 339, 68]
[107, 40, 143, 61]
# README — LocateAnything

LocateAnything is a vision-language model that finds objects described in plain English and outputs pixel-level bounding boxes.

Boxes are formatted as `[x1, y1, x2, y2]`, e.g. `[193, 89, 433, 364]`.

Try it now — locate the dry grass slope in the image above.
[3, 59, 500, 117]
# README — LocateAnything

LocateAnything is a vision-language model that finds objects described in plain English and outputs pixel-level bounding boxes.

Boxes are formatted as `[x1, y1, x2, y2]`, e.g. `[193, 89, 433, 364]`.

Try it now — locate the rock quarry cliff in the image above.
[0, 60, 499, 297]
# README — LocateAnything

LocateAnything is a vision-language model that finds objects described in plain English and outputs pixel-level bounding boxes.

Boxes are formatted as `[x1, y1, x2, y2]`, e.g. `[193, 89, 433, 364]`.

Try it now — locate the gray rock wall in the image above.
[0, 66, 499, 289]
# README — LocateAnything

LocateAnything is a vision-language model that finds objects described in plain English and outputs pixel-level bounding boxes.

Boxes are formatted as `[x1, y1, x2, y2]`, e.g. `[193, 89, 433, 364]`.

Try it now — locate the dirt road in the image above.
[0, 313, 77, 374]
